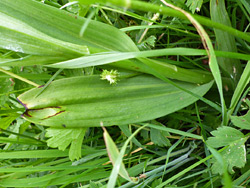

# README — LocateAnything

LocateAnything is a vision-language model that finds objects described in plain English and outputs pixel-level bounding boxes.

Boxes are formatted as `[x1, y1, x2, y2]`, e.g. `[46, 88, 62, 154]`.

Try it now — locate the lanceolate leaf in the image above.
[0, 0, 213, 85]
[0, 12, 89, 57]
[0, 0, 138, 52]
[210, 0, 243, 83]
[17, 75, 213, 128]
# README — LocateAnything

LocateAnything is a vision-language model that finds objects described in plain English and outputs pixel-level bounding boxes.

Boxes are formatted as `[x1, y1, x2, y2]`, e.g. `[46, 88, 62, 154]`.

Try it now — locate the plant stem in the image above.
[0, 68, 40, 87]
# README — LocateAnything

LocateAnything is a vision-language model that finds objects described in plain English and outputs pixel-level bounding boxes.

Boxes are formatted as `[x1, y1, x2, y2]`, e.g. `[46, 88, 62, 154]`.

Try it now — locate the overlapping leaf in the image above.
[231, 110, 250, 130]
[46, 127, 87, 160]
[207, 126, 249, 174]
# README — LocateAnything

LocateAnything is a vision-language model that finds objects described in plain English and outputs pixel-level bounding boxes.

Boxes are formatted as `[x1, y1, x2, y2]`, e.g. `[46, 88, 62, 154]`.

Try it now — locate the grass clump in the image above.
[0, 0, 250, 187]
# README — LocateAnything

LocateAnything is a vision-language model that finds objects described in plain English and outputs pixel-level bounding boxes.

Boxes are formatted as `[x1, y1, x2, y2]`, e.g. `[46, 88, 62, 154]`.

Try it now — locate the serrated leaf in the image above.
[0, 114, 19, 130]
[211, 136, 248, 174]
[186, 0, 203, 13]
[231, 110, 250, 130]
[207, 126, 249, 174]
[207, 126, 244, 148]
[45, 127, 86, 161]
[144, 36, 157, 48]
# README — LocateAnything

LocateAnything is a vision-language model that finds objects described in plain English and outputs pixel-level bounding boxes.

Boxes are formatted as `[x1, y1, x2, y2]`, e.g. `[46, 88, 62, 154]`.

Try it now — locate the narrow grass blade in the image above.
[207, 146, 232, 188]
[146, 123, 202, 140]
[210, 0, 242, 84]
[228, 61, 250, 120]
[48, 48, 250, 69]
[104, 125, 147, 187]
[160, 0, 227, 124]
[239, 0, 250, 15]
[0, 68, 39, 87]
[155, 147, 227, 187]
[103, 126, 132, 182]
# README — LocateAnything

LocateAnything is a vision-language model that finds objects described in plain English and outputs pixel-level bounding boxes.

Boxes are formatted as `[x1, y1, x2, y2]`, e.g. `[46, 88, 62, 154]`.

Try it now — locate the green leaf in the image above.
[207, 126, 249, 174]
[207, 146, 233, 187]
[0, 114, 19, 130]
[0, 78, 14, 106]
[142, 35, 157, 48]
[0, 0, 138, 53]
[18, 75, 213, 128]
[186, 0, 203, 13]
[207, 126, 244, 148]
[210, 137, 248, 174]
[150, 127, 171, 147]
[210, 0, 243, 83]
[228, 61, 250, 120]
[0, 12, 89, 57]
[231, 110, 250, 130]
[45, 127, 87, 161]
[103, 127, 131, 182]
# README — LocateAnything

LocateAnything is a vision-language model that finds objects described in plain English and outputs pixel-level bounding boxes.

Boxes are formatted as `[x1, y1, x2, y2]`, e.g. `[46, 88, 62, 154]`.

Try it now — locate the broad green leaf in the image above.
[45, 127, 87, 160]
[18, 75, 213, 128]
[0, 0, 138, 53]
[47, 48, 250, 83]
[207, 126, 249, 174]
[210, 137, 248, 174]
[207, 126, 244, 148]
[231, 110, 250, 130]
[2, 0, 249, 86]
[0, 12, 89, 57]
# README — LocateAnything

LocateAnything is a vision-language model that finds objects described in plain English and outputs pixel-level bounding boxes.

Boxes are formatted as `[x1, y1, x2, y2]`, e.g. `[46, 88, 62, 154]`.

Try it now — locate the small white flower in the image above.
[100, 70, 119, 85]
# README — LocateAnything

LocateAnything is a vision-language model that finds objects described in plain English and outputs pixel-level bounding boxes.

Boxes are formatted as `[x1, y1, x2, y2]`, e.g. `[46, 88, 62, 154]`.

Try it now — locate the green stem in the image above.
[0, 68, 40, 87]
[130, 1, 250, 42]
